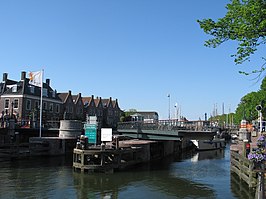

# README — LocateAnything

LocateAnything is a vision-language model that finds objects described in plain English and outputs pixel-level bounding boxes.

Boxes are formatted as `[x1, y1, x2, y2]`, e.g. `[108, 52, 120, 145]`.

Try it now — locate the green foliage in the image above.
[198, 0, 266, 73]
[234, 79, 266, 122]
[209, 113, 236, 125]
[120, 109, 137, 122]
[261, 73, 266, 90]
[125, 109, 137, 117]
[211, 77, 266, 124]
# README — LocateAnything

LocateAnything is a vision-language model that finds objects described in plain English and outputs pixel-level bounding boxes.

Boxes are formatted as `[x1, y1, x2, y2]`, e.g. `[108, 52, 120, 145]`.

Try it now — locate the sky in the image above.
[0, 0, 264, 120]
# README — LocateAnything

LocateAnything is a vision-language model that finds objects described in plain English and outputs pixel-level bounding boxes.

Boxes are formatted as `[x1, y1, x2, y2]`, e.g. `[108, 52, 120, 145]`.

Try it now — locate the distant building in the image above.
[130, 111, 159, 123]
[58, 91, 83, 120]
[83, 95, 103, 129]
[83, 96, 122, 129]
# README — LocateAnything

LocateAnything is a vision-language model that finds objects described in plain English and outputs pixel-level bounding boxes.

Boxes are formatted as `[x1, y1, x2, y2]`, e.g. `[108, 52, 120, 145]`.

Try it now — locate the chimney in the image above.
[2, 73, 7, 82]
[46, 79, 50, 86]
[21, 71, 26, 81]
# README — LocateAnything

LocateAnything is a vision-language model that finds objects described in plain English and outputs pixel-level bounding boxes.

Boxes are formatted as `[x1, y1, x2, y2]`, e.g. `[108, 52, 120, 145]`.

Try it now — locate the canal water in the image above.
[0, 144, 255, 199]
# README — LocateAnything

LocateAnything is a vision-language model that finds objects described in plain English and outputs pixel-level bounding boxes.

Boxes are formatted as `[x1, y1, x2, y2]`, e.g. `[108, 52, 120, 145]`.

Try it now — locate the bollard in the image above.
[243, 139, 249, 158]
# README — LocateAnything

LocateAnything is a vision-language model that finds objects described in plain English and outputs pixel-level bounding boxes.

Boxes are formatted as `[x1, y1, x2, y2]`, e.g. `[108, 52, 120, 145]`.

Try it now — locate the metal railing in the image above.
[0, 119, 60, 129]
[117, 120, 213, 132]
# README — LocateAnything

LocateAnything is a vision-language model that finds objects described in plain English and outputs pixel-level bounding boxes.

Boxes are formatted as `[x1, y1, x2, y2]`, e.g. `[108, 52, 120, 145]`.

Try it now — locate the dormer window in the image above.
[30, 86, 35, 94]
[12, 85, 17, 92]
[43, 88, 48, 97]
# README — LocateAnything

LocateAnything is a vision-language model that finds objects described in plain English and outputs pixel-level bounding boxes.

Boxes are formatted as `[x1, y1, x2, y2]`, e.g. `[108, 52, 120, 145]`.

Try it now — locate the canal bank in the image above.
[230, 133, 266, 199]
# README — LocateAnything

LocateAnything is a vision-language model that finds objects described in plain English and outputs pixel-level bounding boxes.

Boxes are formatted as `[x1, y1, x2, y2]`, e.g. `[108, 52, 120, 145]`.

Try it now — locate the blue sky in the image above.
[0, 0, 263, 120]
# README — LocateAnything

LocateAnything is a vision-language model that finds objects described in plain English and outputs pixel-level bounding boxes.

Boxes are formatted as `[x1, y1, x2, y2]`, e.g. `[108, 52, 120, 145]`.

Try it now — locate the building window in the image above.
[43, 88, 48, 97]
[43, 102, 47, 110]
[35, 101, 39, 109]
[12, 85, 17, 92]
[26, 99, 31, 110]
[56, 104, 60, 113]
[4, 99, 9, 109]
[13, 99, 19, 109]
[30, 86, 35, 94]
[49, 103, 53, 112]
[70, 106, 73, 113]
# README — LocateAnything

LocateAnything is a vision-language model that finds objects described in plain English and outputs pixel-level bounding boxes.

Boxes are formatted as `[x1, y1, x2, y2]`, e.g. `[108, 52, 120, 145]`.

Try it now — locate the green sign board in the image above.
[84, 124, 97, 144]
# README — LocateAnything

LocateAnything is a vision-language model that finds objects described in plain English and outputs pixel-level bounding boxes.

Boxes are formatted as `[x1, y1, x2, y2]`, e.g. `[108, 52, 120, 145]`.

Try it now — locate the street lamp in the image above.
[168, 94, 170, 122]
[256, 105, 263, 133]
[174, 103, 179, 120]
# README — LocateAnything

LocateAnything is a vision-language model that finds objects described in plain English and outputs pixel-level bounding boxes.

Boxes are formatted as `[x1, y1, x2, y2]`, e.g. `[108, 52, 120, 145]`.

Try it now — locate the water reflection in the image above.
[0, 146, 256, 199]
[73, 168, 215, 199]
[191, 149, 225, 162]
[231, 172, 255, 199]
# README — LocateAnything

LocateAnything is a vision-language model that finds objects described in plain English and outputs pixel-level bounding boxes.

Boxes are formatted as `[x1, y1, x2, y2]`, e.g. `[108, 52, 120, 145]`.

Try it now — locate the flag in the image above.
[28, 71, 42, 87]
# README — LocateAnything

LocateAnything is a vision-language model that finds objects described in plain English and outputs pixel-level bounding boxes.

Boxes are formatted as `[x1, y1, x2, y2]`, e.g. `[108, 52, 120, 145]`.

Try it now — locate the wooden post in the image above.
[257, 164, 265, 199]
[243, 140, 248, 158]
[81, 151, 84, 172]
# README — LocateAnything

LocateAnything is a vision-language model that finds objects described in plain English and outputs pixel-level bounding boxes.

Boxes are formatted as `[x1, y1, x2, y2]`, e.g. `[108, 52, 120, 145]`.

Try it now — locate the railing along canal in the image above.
[230, 150, 257, 188]
[230, 149, 266, 198]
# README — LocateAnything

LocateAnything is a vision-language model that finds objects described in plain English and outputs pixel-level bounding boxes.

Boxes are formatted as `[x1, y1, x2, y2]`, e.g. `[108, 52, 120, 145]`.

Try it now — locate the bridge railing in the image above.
[117, 120, 213, 131]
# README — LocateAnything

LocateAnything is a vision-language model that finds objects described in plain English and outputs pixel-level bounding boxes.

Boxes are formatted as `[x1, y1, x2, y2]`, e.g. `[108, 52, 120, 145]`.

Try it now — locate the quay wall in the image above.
[29, 137, 76, 156]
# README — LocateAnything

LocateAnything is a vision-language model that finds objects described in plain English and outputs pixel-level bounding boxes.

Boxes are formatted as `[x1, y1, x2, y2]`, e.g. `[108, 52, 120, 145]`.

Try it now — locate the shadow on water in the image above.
[230, 172, 255, 199]
[0, 146, 256, 199]
[72, 167, 216, 199]
[72, 150, 224, 199]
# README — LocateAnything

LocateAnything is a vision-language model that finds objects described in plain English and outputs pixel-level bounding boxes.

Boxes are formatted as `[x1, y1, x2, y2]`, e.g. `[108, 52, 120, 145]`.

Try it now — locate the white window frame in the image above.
[4, 99, 10, 109]
[13, 99, 19, 109]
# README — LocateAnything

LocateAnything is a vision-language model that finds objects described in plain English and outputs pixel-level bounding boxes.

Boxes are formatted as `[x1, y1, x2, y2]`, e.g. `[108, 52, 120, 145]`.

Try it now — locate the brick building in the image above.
[58, 91, 83, 120]
[0, 71, 122, 129]
[0, 71, 62, 128]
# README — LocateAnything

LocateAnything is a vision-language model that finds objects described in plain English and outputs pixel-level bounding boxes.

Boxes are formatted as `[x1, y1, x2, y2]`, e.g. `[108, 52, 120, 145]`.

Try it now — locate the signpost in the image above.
[84, 124, 97, 144]
[101, 128, 112, 142]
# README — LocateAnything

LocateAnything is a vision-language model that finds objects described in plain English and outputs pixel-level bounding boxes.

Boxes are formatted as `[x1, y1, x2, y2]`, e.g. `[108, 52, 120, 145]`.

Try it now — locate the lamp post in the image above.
[168, 94, 170, 123]
[256, 105, 262, 133]
[174, 103, 178, 120]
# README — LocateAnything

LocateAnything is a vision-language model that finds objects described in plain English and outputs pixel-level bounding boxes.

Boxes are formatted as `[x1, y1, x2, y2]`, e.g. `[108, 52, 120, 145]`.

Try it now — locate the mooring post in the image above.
[243, 139, 249, 158]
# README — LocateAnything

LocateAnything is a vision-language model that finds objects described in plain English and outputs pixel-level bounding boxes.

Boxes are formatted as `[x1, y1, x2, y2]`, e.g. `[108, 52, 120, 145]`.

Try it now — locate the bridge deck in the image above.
[117, 121, 217, 141]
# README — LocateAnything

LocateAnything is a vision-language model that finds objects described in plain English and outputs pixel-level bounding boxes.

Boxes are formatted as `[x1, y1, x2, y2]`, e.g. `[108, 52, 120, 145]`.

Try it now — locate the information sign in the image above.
[84, 124, 97, 144]
[101, 128, 112, 142]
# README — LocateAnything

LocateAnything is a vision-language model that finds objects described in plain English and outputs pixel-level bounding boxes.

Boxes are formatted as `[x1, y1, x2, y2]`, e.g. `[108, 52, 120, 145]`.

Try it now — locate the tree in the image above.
[234, 79, 266, 123]
[261, 75, 266, 90]
[198, 0, 266, 74]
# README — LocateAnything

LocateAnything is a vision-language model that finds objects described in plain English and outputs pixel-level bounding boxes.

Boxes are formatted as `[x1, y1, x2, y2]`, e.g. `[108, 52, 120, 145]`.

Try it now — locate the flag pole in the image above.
[39, 69, 44, 137]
